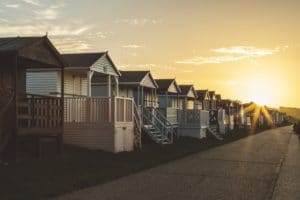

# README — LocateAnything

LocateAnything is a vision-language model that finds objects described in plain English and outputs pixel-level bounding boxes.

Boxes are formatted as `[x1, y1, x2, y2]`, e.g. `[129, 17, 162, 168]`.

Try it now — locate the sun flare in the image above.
[246, 78, 275, 106]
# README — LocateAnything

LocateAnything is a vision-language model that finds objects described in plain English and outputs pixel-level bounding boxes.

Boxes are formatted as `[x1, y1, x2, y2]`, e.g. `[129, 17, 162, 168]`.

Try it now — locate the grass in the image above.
[0, 127, 273, 200]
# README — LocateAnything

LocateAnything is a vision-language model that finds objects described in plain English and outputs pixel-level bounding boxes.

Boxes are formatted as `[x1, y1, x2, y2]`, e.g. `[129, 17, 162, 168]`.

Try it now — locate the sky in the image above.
[0, 0, 299, 107]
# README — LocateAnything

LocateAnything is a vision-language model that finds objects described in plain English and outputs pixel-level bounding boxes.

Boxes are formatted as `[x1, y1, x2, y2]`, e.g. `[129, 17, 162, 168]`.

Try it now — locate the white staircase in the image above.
[142, 107, 174, 145]
[207, 124, 224, 141]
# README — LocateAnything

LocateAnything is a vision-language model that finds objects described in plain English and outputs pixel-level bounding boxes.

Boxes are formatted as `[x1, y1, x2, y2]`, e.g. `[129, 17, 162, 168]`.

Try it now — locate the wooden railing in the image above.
[178, 109, 209, 127]
[64, 97, 133, 124]
[158, 108, 178, 126]
[115, 97, 133, 123]
[17, 94, 63, 133]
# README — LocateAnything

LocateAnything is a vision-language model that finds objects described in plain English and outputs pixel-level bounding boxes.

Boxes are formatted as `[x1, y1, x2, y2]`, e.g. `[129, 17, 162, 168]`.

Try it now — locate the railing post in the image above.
[123, 98, 126, 122]
[113, 97, 116, 124]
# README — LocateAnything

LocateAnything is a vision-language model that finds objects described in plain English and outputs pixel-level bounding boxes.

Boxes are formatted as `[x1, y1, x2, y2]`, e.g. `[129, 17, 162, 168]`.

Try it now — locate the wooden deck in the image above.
[63, 97, 135, 153]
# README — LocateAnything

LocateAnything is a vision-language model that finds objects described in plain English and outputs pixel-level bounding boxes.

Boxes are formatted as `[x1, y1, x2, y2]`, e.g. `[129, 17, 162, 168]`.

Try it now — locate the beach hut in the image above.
[27, 52, 139, 153]
[220, 99, 235, 131]
[178, 86, 210, 139]
[196, 90, 210, 111]
[208, 91, 218, 126]
[0, 36, 65, 161]
[119, 71, 174, 144]
[155, 79, 181, 129]
[178, 85, 198, 110]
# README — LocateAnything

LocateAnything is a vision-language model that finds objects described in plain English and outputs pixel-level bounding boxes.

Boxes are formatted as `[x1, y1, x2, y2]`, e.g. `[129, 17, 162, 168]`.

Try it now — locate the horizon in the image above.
[1, 0, 299, 108]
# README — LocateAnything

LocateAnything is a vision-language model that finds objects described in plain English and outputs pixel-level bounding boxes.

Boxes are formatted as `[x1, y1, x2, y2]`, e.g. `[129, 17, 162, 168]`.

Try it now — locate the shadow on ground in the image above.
[0, 127, 279, 200]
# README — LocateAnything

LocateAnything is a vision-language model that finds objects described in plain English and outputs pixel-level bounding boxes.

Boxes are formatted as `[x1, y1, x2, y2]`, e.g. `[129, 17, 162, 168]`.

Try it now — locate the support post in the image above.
[107, 75, 111, 97]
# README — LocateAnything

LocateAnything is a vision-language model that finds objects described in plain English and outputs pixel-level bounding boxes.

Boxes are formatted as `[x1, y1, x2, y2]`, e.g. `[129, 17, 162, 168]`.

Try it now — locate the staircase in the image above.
[207, 124, 224, 141]
[133, 103, 142, 149]
[142, 107, 174, 145]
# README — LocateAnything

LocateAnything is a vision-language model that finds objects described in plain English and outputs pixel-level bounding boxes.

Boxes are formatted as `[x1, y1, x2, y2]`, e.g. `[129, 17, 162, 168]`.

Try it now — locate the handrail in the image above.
[143, 107, 174, 143]
[133, 102, 142, 148]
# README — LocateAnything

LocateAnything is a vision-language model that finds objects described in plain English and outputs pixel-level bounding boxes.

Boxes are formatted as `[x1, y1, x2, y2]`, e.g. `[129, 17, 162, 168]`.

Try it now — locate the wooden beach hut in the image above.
[27, 52, 139, 153]
[0, 36, 65, 161]
[178, 86, 210, 139]
[155, 79, 181, 129]
[119, 71, 175, 144]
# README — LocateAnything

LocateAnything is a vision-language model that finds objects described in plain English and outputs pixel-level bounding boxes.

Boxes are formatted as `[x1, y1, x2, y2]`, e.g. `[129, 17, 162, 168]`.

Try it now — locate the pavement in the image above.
[54, 126, 300, 200]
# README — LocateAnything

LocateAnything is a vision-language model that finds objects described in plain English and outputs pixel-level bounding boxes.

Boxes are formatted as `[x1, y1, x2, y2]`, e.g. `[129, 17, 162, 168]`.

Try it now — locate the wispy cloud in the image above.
[52, 37, 95, 53]
[211, 46, 281, 56]
[122, 44, 144, 49]
[5, 4, 19, 8]
[34, 8, 59, 20]
[114, 18, 162, 26]
[119, 63, 175, 71]
[176, 46, 288, 65]
[21, 0, 41, 6]
[0, 24, 91, 37]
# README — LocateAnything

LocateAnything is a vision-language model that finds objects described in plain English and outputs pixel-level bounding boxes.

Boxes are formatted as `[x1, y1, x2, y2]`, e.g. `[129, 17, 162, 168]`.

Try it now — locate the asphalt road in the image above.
[55, 126, 299, 200]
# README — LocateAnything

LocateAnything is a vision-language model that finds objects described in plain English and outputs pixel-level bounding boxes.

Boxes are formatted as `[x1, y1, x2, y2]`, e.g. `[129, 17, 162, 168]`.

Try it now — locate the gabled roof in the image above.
[62, 52, 105, 68]
[155, 79, 181, 94]
[119, 70, 158, 88]
[0, 37, 42, 53]
[62, 52, 121, 76]
[208, 91, 216, 99]
[216, 94, 222, 101]
[179, 85, 197, 98]
[0, 36, 66, 68]
[196, 90, 209, 101]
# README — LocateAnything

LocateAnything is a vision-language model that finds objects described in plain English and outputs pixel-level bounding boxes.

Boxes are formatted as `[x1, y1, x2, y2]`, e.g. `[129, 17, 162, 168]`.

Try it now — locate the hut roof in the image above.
[0, 37, 41, 53]
[196, 90, 209, 101]
[179, 85, 193, 95]
[119, 71, 158, 88]
[62, 53, 106, 68]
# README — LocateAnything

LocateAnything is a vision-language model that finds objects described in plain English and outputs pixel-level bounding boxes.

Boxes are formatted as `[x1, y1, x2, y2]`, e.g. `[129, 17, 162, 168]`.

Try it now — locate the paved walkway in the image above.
[55, 126, 299, 200]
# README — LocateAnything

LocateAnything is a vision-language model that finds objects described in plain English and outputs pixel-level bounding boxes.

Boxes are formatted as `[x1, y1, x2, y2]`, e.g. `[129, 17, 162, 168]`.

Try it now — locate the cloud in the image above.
[52, 37, 95, 53]
[0, 24, 91, 37]
[176, 46, 288, 65]
[21, 0, 40, 6]
[114, 18, 162, 26]
[34, 8, 59, 20]
[119, 63, 175, 71]
[5, 4, 19, 8]
[122, 44, 144, 49]
[211, 46, 280, 56]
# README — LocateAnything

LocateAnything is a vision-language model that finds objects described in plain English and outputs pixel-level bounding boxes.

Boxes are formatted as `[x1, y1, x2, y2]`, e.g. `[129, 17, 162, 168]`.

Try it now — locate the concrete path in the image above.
[55, 126, 299, 200]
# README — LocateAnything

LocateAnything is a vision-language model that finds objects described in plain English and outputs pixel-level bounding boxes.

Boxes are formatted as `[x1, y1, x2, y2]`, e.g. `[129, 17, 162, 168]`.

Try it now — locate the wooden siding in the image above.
[64, 97, 134, 153]
[141, 73, 156, 88]
[159, 108, 178, 125]
[26, 71, 58, 95]
[64, 123, 115, 152]
[168, 82, 179, 93]
[58, 71, 88, 97]
[187, 89, 195, 98]
[119, 88, 134, 98]
[91, 55, 119, 76]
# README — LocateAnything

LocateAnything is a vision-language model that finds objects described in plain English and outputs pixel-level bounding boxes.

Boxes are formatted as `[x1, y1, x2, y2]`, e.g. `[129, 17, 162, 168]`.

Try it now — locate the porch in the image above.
[63, 96, 137, 153]
[177, 109, 210, 139]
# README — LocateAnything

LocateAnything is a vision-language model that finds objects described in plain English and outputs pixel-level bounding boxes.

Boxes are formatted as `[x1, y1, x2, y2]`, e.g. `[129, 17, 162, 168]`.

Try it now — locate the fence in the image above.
[64, 97, 133, 124]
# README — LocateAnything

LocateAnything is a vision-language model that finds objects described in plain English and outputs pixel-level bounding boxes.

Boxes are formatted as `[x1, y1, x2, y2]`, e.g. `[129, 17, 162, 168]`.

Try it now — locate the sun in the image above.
[247, 78, 273, 106]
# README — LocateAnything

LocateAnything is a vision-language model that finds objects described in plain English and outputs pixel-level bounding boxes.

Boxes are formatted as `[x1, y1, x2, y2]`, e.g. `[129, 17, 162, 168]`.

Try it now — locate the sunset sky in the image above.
[0, 0, 299, 107]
